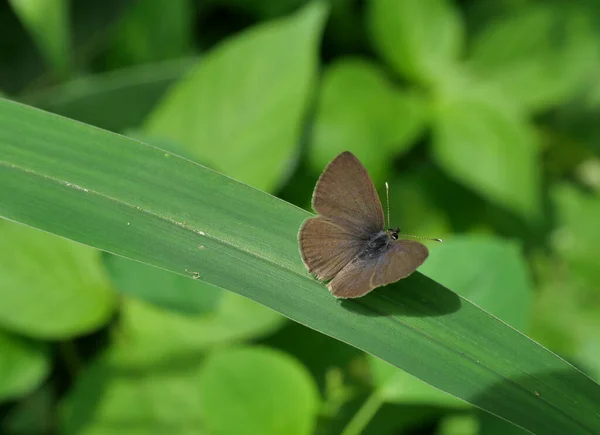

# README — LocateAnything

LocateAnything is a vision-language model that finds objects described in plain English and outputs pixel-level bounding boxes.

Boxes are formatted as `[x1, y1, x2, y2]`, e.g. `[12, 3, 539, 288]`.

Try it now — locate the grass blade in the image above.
[1, 98, 599, 434]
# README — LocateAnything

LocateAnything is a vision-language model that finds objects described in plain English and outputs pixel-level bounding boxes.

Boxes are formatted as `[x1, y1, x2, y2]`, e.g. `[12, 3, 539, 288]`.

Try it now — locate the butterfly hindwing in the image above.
[328, 240, 428, 298]
[299, 216, 366, 281]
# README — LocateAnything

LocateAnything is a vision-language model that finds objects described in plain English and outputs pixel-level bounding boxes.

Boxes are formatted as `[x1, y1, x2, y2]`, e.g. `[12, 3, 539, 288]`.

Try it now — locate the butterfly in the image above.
[298, 151, 440, 298]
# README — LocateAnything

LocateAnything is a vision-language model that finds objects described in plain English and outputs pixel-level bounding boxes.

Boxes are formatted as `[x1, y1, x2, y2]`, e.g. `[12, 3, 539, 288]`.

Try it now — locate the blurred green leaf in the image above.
[199, 346, 319, 435]
[1, 383, 54, 435]
[310, 57, 427, 186]
[2, 99, 600, 434]
[387, 168, 451, 238]
[20, 58, 197, 132]
[0, 220, 115, 339]
[468, 5, 599, 112]
[106, 0, 193, 68]
[477, 410, 531, 435]
[367, 0, 463, 85]
[552, 183, 600, 286]
[0, 328, 49, 401]
[530, 253, 600, 383]
[8, 0, 70, 74]
[60, 346, 205, 435]
[146, 2, 328, 191]
[369, 357, 467, 408]
[436, 413, 479, 435]
[432, 91, 540, 219]
[420, 235, 533, 331]
[215, 0, 310, 18]
[105, 254, 223, 315]
[118, 294, 285, 363]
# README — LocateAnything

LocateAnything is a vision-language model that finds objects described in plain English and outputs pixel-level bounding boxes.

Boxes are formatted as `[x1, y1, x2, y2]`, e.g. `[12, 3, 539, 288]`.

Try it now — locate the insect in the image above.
[298, 151, 441, 298]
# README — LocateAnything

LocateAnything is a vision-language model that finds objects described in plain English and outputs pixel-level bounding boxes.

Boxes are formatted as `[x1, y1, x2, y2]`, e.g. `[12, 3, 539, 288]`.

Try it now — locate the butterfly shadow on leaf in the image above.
[339, 272, 461, 317]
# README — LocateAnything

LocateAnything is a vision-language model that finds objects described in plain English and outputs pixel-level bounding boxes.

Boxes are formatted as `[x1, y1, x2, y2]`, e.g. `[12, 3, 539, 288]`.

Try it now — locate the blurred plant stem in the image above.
[340, 390, 384, 435]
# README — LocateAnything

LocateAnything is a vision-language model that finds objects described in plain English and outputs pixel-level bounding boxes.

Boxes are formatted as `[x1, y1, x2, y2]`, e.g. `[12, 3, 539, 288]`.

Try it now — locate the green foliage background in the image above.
[1, 0, 600, 434]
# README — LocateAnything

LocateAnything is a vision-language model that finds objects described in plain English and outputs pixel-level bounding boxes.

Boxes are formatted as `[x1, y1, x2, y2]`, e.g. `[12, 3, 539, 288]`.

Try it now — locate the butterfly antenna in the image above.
[399, 233, 443, 243]
[385, 182, 391, 229]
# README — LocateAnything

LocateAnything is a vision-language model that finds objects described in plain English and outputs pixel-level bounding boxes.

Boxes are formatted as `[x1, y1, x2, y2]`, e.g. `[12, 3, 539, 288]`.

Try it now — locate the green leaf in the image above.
[363, 235, 533, 427]
[20, 58, 197, 132]
[367, 0, 463, 85]
[59, 346, 205, 435]
[106, 0, 193, 68]
[145, 2, 328, 191]
[105, 254, 223, 315]
[0, 329, 49, 401]
[118, 294, 285, 363]
[437, 413, 479, 435]
[369, 357, 467, 408]
[310, 57, 428, 186]
[199, 346, 319, 435]
[387, 168, 451, 238]
[0, 220, 115, 339]
[1, 384, 54, 434]
[432, 91, 541, 219]
[420, 235, 533, 331]
[530, 253, 600, 383]
[1, 99, 600, 434]
[552, 183, 600, 286]
[214, 0, 310, 18]
[467, 5, 599, 112]
[8, 0, 70, 74]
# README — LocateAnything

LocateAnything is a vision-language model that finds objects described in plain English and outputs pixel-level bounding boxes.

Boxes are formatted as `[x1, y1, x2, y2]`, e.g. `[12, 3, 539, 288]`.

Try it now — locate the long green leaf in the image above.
[0, 98, 599, 434]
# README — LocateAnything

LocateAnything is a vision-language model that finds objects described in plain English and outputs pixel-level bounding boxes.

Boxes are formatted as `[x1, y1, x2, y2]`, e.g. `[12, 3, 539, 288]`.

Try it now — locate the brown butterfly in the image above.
[298, 151, 441, 298]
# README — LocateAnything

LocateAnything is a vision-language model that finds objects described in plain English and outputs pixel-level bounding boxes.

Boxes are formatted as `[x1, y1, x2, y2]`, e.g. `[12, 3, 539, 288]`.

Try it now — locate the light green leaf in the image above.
[0, 329, 49, 401]
[8, 0, 70, 74]
[437, 413, 479, 435]
[1, 99, 600, 434]
[310, 57, 427, 186]
[0, 220, 115, 339]
[432, 91, 541, 219]
[118, 294, 286, 363]
[367, 0, 463, 85]
[420, 235, 533, 331]
[60, 346, 205, 435]
[530, 253, 600, 383]
[199, 347, 319, 435]
[106, 0, 193, 68]
[468, 5, 599, 112]
[145, 2, 328, 191]
[552, 183, 600, 286]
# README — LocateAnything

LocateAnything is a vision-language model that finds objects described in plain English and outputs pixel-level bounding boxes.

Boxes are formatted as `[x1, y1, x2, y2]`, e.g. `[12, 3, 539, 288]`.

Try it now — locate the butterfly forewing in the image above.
[312, 152, 385, 236]
[328, 240, 429, 298]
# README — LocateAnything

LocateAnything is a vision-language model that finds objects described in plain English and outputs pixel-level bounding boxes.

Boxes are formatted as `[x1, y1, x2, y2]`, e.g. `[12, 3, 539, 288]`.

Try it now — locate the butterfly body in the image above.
[298, 152, 429, 298]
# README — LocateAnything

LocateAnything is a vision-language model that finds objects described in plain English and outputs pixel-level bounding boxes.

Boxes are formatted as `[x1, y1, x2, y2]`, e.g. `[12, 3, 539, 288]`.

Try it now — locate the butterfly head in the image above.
[386, 227, 401, 240]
